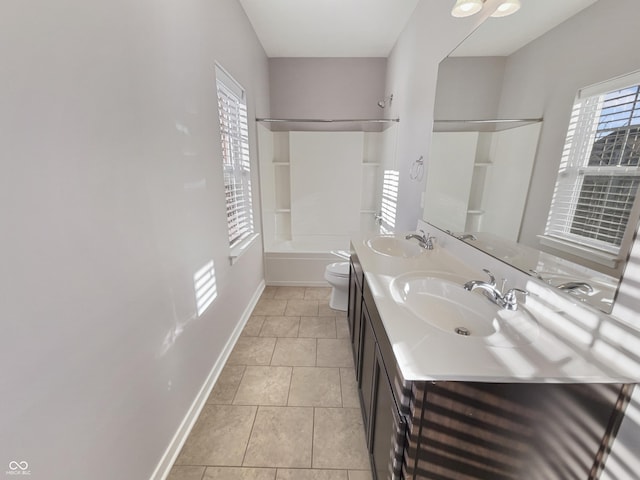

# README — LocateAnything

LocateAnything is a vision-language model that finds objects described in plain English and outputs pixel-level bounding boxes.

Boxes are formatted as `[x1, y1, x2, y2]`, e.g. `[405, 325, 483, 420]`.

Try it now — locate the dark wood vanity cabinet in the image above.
[358, 301, 377, 434]
[348, 255, 364, 373]
[348, 254, 631, 480]
[370, 344, 407, 480]
[350, 253, 412, 480]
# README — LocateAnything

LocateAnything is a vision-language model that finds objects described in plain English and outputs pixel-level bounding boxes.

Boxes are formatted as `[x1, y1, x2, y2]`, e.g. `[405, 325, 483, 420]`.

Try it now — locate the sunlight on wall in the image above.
[157, 258, 218, 358]
[194, 260, 218, 317]
[381, 169, 400, 233]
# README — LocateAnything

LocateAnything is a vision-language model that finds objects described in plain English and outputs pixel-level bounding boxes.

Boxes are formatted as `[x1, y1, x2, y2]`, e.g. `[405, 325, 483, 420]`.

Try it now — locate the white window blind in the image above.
[545, 73, 640, 257]
[216, 66, 254, 248]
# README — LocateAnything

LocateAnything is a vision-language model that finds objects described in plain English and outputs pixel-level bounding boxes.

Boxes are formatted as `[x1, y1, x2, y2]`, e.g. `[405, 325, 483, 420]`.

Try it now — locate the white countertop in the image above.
[352, 232, 640, 384]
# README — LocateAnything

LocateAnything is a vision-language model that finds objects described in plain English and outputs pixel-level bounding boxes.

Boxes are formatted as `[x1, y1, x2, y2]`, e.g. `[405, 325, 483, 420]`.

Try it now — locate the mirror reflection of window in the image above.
[544, 73, 640, 268]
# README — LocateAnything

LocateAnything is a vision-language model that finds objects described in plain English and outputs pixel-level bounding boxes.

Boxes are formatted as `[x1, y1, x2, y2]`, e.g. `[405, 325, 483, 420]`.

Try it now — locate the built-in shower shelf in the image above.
[275, 209, 291, 213]
[272, 162, 290, 166]
[362, 162, 380, 167]
[474, 162, 492, 167]
[466, 209, 485, 215]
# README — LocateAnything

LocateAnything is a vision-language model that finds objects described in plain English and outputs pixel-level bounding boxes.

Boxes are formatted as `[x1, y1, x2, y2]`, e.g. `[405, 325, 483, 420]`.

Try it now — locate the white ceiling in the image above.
[239, 0, 598, 58]
[238, 0, 420, 57]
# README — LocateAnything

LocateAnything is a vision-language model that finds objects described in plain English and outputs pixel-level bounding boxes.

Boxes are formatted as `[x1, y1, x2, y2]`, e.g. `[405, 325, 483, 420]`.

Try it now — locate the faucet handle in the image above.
[425, 233, 435, 250]
[504, 288, 529, 310]
[481, 268, 496, 286]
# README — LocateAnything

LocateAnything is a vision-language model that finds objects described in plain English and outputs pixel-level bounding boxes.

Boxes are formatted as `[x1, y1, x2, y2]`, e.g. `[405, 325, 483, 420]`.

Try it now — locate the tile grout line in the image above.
[240, 404, 260, 468]
[285, 364, 293, 406]
[268, 335, 277, 366]
[230, 365, 247, 405]
[271, 466, 352, 471]
[339, 367, 344, 408]
[311, 406, 316, 469]
[256, 315, 265, 337]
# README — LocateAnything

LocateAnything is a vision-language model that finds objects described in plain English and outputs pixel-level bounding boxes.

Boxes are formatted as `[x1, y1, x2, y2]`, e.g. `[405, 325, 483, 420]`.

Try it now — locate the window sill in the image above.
[537, 235, 621, 269]
[229, 233, 261, 265]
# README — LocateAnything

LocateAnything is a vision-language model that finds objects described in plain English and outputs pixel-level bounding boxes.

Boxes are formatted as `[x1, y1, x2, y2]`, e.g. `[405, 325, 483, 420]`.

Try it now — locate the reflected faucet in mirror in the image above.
[444, 229, 477, 241]
[556, 281, 594, 295]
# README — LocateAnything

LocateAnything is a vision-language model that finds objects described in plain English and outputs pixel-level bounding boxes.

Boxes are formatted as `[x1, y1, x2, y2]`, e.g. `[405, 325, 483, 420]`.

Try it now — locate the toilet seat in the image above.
[326, 262, 349, 277]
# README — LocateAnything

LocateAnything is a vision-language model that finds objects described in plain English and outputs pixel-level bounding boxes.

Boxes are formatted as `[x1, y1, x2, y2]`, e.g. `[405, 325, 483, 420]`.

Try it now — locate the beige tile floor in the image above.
[168, 286, 373, 480]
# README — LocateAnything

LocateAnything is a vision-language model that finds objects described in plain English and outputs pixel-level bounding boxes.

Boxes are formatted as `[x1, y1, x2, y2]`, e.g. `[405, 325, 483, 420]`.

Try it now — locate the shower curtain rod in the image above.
[434, 118, 542, 124]
[256, 118, 399, 123]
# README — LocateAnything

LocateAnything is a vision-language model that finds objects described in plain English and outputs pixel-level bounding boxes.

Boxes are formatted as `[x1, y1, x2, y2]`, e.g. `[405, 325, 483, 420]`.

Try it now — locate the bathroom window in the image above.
[216, 65, 254, 249]
[544, 73, 640, 266]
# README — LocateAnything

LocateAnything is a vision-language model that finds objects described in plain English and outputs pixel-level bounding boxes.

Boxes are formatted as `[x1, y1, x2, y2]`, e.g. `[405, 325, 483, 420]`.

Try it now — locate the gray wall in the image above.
[268, 57, 387, 119]
[0, 0, 269, 479]
[434, 56, 506, 120]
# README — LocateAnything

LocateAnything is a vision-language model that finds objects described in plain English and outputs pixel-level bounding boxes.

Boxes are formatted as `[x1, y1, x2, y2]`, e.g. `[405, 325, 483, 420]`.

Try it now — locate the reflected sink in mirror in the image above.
[365, 235, 425, 258]
[390, 271, 540, 348]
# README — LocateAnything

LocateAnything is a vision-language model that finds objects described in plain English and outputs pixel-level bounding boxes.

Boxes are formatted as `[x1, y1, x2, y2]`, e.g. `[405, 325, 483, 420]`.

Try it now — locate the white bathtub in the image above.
[264, 235, 351, 286]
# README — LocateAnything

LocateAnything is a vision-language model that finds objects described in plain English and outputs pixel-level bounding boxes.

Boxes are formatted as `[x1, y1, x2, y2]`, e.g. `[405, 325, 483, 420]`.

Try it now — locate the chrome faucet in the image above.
[463, 269, 528, 311]
[530, 269, 594, 295]
[557, 281, 594, 294]
[405, 230, 434, 250]
[457, 233, 477, 241]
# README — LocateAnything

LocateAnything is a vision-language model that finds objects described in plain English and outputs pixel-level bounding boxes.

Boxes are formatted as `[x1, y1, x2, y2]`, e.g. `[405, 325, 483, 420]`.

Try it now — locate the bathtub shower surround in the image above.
[258, 123, 399, 285]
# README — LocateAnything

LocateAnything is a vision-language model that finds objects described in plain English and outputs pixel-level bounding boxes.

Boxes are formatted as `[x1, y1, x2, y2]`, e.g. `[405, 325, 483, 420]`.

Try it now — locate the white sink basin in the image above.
[389, 271, 539, 347]
[366, 235, 424, 258]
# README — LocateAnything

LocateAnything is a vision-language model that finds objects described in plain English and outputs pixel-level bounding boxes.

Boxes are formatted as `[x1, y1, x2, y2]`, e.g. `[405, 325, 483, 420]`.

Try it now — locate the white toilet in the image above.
[324, 261, 350, 311]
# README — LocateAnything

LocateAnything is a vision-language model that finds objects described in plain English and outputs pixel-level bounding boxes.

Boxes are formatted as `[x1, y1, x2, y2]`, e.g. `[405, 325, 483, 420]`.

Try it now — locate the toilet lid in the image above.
[326, 262, 349, 277]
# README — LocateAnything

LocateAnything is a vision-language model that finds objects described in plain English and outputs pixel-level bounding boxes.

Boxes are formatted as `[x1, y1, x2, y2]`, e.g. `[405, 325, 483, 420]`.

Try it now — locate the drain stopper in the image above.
[455, 327, 471, 336]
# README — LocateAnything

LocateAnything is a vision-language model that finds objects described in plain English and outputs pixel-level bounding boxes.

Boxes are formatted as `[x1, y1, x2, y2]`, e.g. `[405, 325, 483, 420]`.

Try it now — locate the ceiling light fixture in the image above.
[451, 0, 484, 18]
[490, 0, 521, 17]
[451, 0, 521, 18]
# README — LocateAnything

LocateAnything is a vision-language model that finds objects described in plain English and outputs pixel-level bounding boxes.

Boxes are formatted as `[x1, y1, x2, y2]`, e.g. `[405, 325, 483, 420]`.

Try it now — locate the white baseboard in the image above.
[266, 280, 329, 287]
[149, 280, 265, 480]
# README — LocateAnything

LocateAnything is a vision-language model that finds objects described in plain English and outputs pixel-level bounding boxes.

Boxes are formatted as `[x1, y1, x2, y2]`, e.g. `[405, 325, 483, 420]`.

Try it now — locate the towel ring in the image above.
[409, 156, 424, 181]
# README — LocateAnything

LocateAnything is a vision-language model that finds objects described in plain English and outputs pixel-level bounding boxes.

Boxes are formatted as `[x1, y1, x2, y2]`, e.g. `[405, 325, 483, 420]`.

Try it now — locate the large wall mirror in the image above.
[424, 0, 640, 314]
